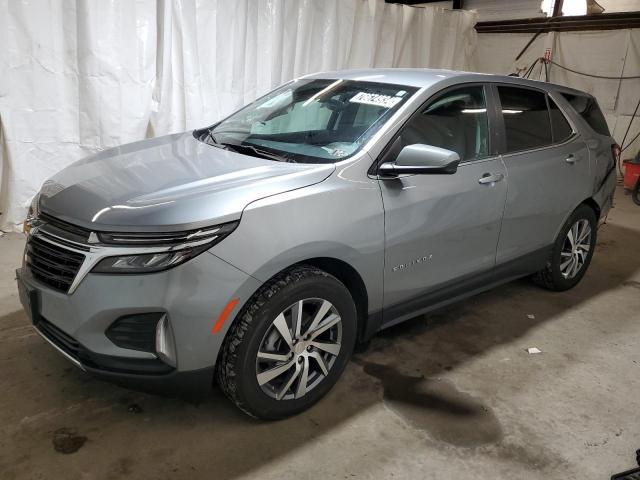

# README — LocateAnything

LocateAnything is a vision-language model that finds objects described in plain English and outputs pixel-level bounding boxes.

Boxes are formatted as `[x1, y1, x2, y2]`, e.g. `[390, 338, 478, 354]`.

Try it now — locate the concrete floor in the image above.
[0, 186, 639, 480]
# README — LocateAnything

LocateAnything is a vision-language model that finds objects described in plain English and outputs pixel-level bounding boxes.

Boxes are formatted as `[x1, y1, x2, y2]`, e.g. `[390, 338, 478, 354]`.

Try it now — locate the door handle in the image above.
[478, 173, 504, 185]
[565, 154, 576, 164]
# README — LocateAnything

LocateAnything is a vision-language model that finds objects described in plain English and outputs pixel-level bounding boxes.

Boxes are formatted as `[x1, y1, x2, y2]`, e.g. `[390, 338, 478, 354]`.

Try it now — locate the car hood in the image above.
[39, 132, 335, 232]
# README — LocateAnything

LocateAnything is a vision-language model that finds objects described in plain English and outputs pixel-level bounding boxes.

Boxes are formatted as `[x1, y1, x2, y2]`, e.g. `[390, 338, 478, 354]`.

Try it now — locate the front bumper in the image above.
[16, 249, 261, 397]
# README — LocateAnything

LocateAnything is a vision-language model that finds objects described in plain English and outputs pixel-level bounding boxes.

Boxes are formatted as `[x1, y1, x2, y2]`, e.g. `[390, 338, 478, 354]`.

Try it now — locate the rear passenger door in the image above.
[493, 84, 592, 265]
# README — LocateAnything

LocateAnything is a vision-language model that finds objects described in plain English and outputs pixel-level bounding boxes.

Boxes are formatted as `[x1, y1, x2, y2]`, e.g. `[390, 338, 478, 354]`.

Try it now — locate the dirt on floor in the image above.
[0, 186, 639, 480]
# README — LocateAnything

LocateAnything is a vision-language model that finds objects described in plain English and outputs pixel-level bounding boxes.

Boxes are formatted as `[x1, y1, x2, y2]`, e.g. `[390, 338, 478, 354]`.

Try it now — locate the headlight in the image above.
[93, 249, 205, 273]
[92, 221, 238, 274]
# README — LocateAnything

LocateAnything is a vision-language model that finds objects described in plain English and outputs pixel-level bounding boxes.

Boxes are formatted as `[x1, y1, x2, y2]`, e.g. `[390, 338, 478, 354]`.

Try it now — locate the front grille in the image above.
[39, 212, 91, 243]
[26, 236, 85, 293]
[36, 317, 81, 360]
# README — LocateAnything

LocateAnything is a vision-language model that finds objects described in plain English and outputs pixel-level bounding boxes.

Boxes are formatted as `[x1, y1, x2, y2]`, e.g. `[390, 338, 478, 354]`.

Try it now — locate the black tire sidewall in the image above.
[548, 205, 597, 290]
[232, 273, 357, 419]
[633, 180, 640, 206]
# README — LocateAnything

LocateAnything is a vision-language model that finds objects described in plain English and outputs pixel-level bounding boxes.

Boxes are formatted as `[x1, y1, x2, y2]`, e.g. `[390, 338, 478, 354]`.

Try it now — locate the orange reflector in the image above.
[211, 298, 239, 334]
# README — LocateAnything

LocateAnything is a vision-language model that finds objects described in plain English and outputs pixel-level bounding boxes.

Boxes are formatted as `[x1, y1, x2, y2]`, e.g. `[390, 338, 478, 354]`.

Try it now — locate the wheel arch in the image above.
[581, 197, 601, 220]
[552, 196, 602, 242]
[218, 255, 373, 359]
[299, 257, 370, 343]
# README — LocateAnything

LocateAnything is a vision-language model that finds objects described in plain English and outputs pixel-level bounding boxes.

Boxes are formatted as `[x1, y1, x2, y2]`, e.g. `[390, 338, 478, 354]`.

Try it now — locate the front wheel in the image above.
[532, 204, 597, 291]
[216, 265, 357, 419]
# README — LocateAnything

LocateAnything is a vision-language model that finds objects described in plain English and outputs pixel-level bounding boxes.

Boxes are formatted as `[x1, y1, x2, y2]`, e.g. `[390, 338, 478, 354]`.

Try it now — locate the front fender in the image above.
[210, 174, 385, 316]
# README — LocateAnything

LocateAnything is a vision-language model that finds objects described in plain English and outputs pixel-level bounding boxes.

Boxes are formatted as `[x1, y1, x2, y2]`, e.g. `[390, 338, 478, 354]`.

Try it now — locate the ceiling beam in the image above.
[476, 11, 640, 33]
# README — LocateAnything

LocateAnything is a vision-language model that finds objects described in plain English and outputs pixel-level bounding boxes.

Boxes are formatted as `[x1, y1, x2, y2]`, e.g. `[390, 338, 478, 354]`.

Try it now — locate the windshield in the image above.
[202, 79, 418, 163]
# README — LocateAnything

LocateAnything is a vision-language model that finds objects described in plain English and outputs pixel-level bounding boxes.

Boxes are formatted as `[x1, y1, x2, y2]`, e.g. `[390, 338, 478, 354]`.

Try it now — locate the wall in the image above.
[465, 0, 545, 21]
[0, 0, 478, 231]
[475, 29, 640, 160]
[598, 0, 640, 13]
[414, 0, 546, 21]
[2, 0, 638, 232]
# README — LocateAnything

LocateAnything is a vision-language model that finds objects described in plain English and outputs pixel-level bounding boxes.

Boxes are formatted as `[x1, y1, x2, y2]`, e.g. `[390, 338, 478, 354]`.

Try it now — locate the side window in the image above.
[548, 96, 573, 143]
[396, 85, 489, 162]
[498, 86, 552, 153]
[561, 93, 611, 136]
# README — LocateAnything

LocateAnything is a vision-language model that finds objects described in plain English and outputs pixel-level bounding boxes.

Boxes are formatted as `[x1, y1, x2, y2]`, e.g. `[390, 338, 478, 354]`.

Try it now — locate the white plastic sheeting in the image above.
[0, 0, 477, 231]
[476, 29, 640, 159]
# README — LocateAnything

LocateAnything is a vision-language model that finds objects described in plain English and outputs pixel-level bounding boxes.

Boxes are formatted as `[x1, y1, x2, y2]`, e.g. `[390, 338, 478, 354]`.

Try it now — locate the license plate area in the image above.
[16, 269, 41, 324]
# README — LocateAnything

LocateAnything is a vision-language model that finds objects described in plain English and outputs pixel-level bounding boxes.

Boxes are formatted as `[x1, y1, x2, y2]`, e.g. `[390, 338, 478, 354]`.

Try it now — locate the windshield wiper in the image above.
[202, 129, 294, 162]
[221, 142, 294, 163]
[204, 130, 229, 150]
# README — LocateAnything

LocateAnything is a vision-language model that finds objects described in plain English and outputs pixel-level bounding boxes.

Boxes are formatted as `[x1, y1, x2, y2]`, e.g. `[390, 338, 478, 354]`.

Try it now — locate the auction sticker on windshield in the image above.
[350, 92, 403, 108]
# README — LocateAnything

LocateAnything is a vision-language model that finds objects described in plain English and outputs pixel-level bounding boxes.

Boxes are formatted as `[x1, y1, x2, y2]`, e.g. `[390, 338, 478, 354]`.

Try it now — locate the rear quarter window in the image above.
[561, 93, 610, 136]
[548, 97, 573, 143]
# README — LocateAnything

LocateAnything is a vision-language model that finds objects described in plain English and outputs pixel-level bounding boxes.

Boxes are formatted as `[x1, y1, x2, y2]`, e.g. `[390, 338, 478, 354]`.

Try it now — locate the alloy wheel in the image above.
[255, 298, 342, 401]
[560, 219, 592, 279]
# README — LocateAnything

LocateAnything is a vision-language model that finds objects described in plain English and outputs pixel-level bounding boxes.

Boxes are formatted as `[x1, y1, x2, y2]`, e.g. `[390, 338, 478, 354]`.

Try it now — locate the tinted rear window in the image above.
[498, 86, 552, 153]
[561, 93, 610, 136]
[548, 97, 573, 143]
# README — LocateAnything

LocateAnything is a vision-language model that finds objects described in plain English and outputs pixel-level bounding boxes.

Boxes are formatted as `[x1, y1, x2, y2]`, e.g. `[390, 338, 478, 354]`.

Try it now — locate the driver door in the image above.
[378, 84, 507, 325]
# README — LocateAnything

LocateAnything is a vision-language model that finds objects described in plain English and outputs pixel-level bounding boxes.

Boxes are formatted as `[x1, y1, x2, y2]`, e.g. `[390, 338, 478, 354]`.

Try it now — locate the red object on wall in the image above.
[623, 158, 640, 191]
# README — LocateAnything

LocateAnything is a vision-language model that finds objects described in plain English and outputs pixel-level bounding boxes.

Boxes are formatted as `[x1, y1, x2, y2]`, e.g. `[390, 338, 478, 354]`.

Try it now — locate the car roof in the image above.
[302, 68, 588, 96]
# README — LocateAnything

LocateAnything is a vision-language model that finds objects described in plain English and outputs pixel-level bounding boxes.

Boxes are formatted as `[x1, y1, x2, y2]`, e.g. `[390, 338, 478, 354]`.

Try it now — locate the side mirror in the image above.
[378, 144, 460, 176]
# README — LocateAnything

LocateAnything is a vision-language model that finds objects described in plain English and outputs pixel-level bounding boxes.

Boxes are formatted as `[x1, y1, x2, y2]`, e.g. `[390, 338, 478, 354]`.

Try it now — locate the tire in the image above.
[216, 265, 357, 420]
[532, 204, 598, 291]
[633, 180, 640, 206]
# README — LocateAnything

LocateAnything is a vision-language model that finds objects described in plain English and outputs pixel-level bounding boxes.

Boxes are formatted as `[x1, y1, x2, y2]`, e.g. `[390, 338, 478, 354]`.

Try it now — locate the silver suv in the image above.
[17, 69, 617, 419]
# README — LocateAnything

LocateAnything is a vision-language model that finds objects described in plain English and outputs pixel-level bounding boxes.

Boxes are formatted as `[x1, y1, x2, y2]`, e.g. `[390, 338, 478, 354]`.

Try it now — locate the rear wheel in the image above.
[532, 204, 597, 291]
[633, 180, 640, 206]
[216, 265, 357, 419]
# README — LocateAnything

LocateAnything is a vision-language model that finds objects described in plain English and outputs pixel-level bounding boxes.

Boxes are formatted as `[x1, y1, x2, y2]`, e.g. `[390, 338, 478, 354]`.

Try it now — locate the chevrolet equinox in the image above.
[17, 69, 618, 419]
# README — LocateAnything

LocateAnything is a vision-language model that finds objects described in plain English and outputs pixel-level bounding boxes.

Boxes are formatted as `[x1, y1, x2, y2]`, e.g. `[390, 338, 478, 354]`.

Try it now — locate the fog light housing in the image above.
[106, 313, 177, 368]
[155, 315, 177, 368]
[106, 313, 161, 353]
